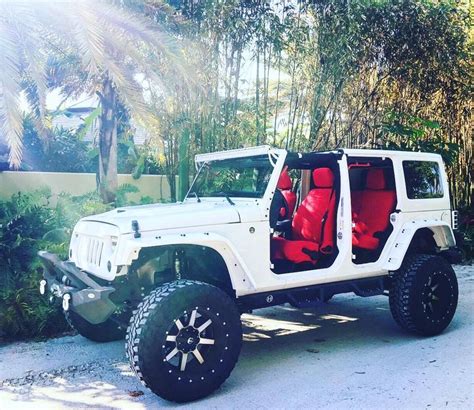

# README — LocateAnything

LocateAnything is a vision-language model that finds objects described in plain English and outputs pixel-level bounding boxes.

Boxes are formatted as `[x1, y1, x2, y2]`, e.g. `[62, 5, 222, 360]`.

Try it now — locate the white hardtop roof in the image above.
[341, 148, 443, 161]
[195, 145, 442, 163]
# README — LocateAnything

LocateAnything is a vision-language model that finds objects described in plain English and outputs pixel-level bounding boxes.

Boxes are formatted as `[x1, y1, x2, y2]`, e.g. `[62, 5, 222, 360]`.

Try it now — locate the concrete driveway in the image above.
[1, 264, 473, 409]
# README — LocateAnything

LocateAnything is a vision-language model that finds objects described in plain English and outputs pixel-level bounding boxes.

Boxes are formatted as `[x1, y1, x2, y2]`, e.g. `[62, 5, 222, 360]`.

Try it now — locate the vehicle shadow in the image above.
[212, 293, 463, 402]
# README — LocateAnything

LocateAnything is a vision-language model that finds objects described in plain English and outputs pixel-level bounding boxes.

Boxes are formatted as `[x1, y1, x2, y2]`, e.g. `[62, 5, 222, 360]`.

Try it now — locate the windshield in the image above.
[189, 155, 273, 199]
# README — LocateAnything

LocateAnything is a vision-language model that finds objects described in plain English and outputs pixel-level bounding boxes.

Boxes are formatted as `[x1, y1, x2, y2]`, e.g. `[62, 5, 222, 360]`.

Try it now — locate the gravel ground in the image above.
[1, 264, 473, 409]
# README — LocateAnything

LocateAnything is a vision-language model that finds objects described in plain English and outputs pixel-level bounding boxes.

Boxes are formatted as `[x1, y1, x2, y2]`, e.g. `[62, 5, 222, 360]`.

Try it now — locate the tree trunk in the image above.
[97, 75, 118, 203]
[255, 46, 261, 145]
[286, 55, 297, 149]
[232, 46, 242, 118]
[273, 52, 282, 145]
[178, 125, 190, 201]
[165, 129, 177, 202]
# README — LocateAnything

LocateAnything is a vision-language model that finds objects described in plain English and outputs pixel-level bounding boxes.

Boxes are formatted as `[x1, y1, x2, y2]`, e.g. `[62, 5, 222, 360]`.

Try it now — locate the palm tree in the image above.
[0, 0, 184, 201]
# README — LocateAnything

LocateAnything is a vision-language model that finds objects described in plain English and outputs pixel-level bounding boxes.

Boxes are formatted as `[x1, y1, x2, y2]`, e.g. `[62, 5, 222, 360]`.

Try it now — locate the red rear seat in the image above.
[352, 169, 396, 251]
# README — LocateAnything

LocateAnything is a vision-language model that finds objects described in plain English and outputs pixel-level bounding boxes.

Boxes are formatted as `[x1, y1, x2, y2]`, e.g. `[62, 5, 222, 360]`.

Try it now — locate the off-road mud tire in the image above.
[65, 310, 126, 342]
[389, 254, 458, 336]
[126, 280, 242, 403]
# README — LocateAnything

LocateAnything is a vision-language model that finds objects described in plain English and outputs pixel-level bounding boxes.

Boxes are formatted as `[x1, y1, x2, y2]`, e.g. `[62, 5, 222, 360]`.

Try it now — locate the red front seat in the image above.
[277, 168, 297, 218]
[352, 168, 396, 250]
[272, 168, 336, 264]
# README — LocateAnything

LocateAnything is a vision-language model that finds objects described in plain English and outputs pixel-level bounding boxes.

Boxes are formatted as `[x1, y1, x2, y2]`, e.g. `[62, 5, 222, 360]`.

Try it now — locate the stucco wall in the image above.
[0, 171, 174, 203]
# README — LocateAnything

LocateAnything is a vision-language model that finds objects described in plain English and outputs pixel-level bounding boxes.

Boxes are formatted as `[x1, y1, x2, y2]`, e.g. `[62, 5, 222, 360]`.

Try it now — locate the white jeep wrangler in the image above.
[39, 145, 461, 402]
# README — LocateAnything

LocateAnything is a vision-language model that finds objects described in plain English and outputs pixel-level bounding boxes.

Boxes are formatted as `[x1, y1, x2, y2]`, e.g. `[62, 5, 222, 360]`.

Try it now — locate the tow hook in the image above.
[39, 279, 47, 295]
[62, 294, 71, 311]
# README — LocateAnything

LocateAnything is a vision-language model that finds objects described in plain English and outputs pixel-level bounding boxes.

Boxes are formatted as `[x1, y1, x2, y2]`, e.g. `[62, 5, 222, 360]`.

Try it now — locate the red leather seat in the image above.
[352, 169, 396, 250]
[277, 168, 297, 218]
[272, 168, 336, 264]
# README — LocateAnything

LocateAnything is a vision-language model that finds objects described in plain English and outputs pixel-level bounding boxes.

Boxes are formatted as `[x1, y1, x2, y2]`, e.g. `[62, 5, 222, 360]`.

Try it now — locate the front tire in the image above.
[126, 280, 242, 403]
[389, 254, 458, 336]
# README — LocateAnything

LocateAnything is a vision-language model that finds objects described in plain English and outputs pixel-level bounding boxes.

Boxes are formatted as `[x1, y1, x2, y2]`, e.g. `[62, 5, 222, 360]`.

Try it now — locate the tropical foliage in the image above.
[1, 0, 471, 206]
[0, 0, 184, 201]
[0, 186, 153, 341]
[139, 0, 471, 206]
[20, 116, 164, 175]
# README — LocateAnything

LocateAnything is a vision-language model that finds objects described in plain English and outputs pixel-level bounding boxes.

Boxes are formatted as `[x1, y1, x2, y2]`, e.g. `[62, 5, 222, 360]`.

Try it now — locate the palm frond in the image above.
[92, 1, 193, 83]
[0, 0, 191, 167]
[74, 7, 107, 76]
[92, 1, 177, 56]
[14, 5, 48, 121]
[0, 8, 24, 168]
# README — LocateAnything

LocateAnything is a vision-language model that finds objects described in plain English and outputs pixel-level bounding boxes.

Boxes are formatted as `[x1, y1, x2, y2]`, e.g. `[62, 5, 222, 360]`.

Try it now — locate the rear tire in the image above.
[65, 310, 126, 342]
[126, 280, 242, 403]
[389, 254, 458, 336]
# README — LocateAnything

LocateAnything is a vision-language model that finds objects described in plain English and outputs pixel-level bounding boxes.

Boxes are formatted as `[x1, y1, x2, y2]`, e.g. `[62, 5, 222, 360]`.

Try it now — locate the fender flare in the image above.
[383, 220, 455, 272]
[116, 232, 257, 295]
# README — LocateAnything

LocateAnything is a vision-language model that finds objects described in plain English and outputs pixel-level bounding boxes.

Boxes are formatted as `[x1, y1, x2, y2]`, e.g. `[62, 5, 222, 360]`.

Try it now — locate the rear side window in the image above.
[403, 161, 444, 199]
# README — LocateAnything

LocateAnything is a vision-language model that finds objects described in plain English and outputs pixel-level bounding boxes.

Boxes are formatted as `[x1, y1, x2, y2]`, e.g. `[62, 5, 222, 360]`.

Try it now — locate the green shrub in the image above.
[21, 117, 95, 173]
[0, 186, 147, 341]
[0, 189, 69, 340]
[457, 207, 474, 263]
[20, 116, 165, 175]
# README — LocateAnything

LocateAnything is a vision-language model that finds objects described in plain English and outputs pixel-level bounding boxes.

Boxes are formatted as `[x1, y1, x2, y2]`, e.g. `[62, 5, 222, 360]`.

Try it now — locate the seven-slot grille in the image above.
[86, 237, 104, 266]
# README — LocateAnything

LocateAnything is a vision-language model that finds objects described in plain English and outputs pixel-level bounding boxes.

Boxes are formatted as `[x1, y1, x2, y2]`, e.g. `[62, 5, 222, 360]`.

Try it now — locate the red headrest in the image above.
[277, 169, 292, 190]
[312, 168, 334, 188]
[366, 168, 386, 190]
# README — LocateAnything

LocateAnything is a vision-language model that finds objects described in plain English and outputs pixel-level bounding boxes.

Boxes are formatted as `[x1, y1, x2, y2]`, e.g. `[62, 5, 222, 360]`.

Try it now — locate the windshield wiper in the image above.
[188, 191, 201, 203]
[214, 191, 235, 206]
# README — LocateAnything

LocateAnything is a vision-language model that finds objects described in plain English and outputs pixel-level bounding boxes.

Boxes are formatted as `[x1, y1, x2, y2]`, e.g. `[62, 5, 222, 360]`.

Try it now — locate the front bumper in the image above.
[38, 251, 117, 324]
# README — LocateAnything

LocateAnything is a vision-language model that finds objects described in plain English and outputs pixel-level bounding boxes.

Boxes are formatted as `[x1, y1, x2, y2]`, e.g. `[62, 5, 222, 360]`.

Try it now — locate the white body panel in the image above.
[69, 146, 456, 296]
[81, 201, 241, 234]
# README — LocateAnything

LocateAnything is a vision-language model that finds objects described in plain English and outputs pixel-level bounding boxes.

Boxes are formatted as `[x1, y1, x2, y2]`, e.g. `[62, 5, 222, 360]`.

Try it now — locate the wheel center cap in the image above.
[176, 326, 200, 353]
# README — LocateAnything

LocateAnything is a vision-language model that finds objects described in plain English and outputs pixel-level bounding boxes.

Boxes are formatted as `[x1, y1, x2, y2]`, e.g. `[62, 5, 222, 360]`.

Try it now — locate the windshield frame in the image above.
[185, 147, 287, 205]
[186, 154, 276, 200]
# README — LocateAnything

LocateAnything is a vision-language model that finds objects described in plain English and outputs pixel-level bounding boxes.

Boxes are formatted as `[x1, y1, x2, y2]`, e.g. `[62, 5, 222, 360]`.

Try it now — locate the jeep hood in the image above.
[81, 202, 241, 234]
